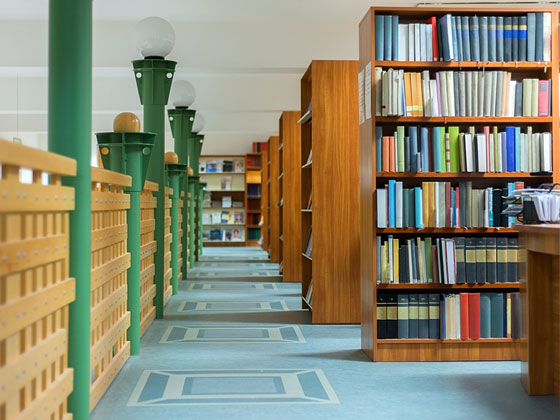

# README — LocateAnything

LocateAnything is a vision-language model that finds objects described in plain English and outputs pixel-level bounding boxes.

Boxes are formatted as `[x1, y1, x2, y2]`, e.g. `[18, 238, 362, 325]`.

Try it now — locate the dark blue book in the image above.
[411, 241, 418, 283]
[475, 237, 487, 284]
[384, 15, 393, 60]
[375, 15, 385, 60]
[461, 16, 471, 61]
[392, 15, 399, 62]
[418, 294, 430, 338]
[377, 294, 387, 339]
[408, 294, 419, 338]
[455, 237, 466, 284]
[386, 293, 398, 338]
[486, 237, 497, 283]
[428, 294, 440, 339]
[397, 294, 409, 339]
[497, 16, 505, 62]
[470, 16, 480, 62]
[451, 15, 459, 61]
[480, 293, 492, 338]
[490, 293, 504, 338]
[512, 16, 519, 61]
[479, 16, 489, 62]
[455, 16, 463, 62]
[488, 16, 497, 61]
[375, 126, 382, 172]
[439, 14, 454, 61]
[409, 126, 418, 172]
[518, 16, 527, 61]
[403, 190, 410, 228]
[535, 12, 544, 62]
[465, 238, 477, 284]
[527, 13, 536, 61]
[503, 16, 513, 61]
[514, 82, 523, 116]
[505, 126, 515, 172]
[496, 237, 508, 283]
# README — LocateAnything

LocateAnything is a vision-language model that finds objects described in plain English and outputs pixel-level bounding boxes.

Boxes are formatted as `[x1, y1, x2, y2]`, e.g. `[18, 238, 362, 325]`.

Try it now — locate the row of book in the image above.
[376, 236, 518, 285]
[202, 211, 244, 225]
[200, 159, 245, 173]
[375, 13, 552, 62]
[375, 126, 553, 173]
[376, 69, 551, 117]
[376, 181, 523, 228]
[204, 228, 244, 242]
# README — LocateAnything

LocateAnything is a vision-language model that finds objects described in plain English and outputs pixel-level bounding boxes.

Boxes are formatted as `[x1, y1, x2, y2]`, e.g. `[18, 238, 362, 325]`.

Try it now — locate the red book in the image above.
[468, 293, 481, 339]
[445, 182, 451, 228]
[460, 293, 470, 340]
[389, 136, 395, 172]
[427, 17, 439, 61]
[382, 136, 390, 172]
[538, 80, 550, 117]
[432, 245, 439, 283]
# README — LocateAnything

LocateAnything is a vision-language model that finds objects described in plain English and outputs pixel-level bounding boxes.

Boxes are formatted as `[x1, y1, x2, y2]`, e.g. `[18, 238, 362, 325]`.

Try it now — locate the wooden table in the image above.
[516, 224, 560, 396]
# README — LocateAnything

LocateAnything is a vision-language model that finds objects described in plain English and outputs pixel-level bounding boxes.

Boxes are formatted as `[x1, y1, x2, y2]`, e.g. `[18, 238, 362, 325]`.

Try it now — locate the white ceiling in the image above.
[0, 0, 550, 155]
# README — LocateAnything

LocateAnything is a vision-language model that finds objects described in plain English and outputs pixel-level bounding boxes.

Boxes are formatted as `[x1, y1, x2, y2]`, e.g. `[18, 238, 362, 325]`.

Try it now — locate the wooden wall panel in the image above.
[140, 181, 158, 336]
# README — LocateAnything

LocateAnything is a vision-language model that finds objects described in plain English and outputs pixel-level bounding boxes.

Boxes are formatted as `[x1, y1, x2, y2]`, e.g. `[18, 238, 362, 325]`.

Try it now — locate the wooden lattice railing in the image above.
[90, 167, 131, 410]
[140, 181, 157, 336]
[163, 187, 173, 305]
[0, 139, 76, 420]
[178, 191, 184, 281]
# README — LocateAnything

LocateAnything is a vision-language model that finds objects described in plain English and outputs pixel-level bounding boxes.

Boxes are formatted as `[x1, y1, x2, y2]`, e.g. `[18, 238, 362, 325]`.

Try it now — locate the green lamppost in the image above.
[167, 80, 196, 278]
[96, 112, 155, 355]
[187, 174, 198, 268]
[132, 17, 176, 319]
[186, 113, 204, 267]
[193, 133, 205, 260]
[165, 152, 187, 294]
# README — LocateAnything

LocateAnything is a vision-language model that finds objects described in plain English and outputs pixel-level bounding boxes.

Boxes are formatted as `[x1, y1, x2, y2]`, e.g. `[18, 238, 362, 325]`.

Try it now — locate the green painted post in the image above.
[166, 163, 187, 294]
[133, 59, 176, 319]
[193, 134, 205, 260]
[48, 0, 91, 417]
[187, 176, 198, 268]
[96, 132, 155, 355]
[167, 108, 196, 277]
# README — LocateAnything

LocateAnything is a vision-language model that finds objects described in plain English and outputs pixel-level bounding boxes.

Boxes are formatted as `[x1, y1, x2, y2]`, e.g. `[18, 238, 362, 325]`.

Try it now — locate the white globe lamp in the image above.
[133, 17, 175, 59]
[171, 80, 196, 108]
[192, 113, 205, 133]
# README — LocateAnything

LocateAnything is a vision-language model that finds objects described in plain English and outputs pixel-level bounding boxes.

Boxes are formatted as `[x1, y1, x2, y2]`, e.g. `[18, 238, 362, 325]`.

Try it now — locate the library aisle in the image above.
[90, 248, 558, 419]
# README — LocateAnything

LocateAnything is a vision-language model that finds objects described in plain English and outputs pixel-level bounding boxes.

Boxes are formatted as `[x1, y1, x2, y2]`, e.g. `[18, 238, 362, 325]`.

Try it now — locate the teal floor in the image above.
[91, 247, 559, 419]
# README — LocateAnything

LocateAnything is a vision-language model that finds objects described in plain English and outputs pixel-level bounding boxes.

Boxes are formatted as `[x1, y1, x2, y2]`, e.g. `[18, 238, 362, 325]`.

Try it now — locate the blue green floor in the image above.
[91, 247, 559, 419]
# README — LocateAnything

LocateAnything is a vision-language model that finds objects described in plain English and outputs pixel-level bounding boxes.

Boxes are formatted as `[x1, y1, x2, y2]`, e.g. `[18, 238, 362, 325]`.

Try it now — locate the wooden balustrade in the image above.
[164, 186, 173, 305]
[178, 191, 184, 281]
[0, 139, 76, 420]
[140, 181, 157, 336]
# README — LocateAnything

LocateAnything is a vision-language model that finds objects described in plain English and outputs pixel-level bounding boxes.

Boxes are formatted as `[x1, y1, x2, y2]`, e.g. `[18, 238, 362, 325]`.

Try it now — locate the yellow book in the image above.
[393, 238, 399, 284]
[427, 182, 435, 228]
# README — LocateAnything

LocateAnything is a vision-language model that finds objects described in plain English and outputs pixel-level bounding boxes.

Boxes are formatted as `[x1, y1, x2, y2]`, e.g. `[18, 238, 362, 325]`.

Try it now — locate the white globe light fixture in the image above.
[171, 80, 196, 108]
[133, 17, 175, 59]
[192, 113, 205, 133]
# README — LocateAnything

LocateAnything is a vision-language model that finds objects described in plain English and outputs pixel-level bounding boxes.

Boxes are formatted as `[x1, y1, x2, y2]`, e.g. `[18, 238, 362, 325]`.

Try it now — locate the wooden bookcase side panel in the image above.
[359, 7, 560, 362]
[261, 149, 269, 251]
[268, 136, 281, 263]
[280, 111, 303, 283]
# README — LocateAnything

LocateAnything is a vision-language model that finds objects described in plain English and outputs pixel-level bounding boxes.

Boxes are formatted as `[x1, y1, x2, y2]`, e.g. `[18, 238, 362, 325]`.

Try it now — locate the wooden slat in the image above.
[0, 329, 67, 401]
[164, 285, 172, 304]
[140, 219, 156, 235]
[91, 253, 130, 291]
[140, 241, 157, 259]
[91, 224, 128, 252]
[141, 264, 155, 282]
[90, 342, 130, 410]
[0, 138, 76, 176]
[91, 190, 130, 211]
[90, 284, 127, 329]
[140, 307, 156, 336]
[164, 267, 172, 283]
[0, 181, 75, 212]
[140, 199, 157, 209]
[91, 312, 130, 367]
[91, 167, 132, 187]
[17, 368, 73, 420]
[0, 234, 69, 276]
[140, 284, 156, 309]
[164, 233, 172, 245]
[143, 181, 159, 192]
[164, 252, 171, 267]
[0, 277, 75, 340]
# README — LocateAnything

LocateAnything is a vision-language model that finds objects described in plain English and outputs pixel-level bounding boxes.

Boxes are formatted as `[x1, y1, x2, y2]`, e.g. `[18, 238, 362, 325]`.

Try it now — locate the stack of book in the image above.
[375, 69, 551, 117]
[376, 236, 519, 284]
[377, 180, 523, 228]
[377, 292, 521, 340]
[375, 12, 552, 62]
[375, 125, 552, 173]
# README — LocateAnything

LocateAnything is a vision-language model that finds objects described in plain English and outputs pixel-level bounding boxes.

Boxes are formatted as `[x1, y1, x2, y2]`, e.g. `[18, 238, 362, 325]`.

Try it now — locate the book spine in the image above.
[418, 294, 429, 338]
[384, 15, 393, 60]
[465, 238, 477, 284]
[392, 15, 399, 62]
[490, 293, 505, 338]
[468, 293, 481, 339]
[375, 15, 385, 61]
[408, 294, 419, 338]
[507, 237, 518, 282]
[519, 16, 527, 61]
[479, 16, 488, 62]
[470, 16, 480, 62]
[527, 13, 536, 61]
[512, 16, 519, 62]
[497, 16, 505, 62]
[480, 293, 492, 338]
[535, 12, 543, 62]
[397, 294, 409, 338]
[428, 293, 440, 338]
[488, 16, 497, 62]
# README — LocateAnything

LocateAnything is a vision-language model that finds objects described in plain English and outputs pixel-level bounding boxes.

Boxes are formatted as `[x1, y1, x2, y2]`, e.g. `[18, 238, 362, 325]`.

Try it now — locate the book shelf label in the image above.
[359, 68, 365, 124]
[365, 61, 372, 120]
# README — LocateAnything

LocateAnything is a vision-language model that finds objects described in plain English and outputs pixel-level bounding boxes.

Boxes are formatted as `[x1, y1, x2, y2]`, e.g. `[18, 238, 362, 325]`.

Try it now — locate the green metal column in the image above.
[133, 59, 176, 319]
[48, 1, 91, 418]
[193, 134, 205, 260]
[166, 163, 187, 294]
[188, 177, 198, 268]
[96, 132, 155, 355]
[168, 108, 196, 277]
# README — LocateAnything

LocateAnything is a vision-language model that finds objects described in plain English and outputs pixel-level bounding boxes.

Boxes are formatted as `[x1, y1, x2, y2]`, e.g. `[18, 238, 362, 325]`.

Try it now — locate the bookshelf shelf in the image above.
[203, 207, 245, 211]
[376, 172, 552, 179]
[300, 60, 361, 324]
[199, 172, 245, 175]
[359, 6, 559, 362]
[377, 283, 520, 290]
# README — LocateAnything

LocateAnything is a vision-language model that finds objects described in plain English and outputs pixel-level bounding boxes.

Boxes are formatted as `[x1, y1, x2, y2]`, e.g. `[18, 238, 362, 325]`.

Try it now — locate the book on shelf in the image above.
[199, 163, 206, 173]
[305, 230, 313, 257]
[206, 160, 219, 173]
[221, 176, 232, 191]
[375, 125, 552, 173]
[223, 160, 234, 172]
[376, 235, 519, 284]
[378, 292, 520, 340]
[298, 99, 312, 124]
[374, 12, 551, 62]
[235, 160, 244, 173]
[305, 280, 313, 307]
[376, 68, 551, 118]
[377, 180, 524, 228]
[222, 196, 232, 208]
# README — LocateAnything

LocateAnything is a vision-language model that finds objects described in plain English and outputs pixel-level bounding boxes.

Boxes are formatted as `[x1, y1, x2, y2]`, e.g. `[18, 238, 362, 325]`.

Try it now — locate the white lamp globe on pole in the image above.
[133, 16, 175, 59]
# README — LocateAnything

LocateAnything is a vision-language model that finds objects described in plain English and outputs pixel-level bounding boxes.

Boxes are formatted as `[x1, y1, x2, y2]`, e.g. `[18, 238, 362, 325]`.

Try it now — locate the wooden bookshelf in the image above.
[268, 136, 281, 263]
[199, 155, 247, 246]
[245, 153, 263, 246]
[261, 148, 269, 252]
[278, 129, 284, 273]
[358, 7, 559, 361]
[300, 60, 361, 324]
[279, 111, 302, 282]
